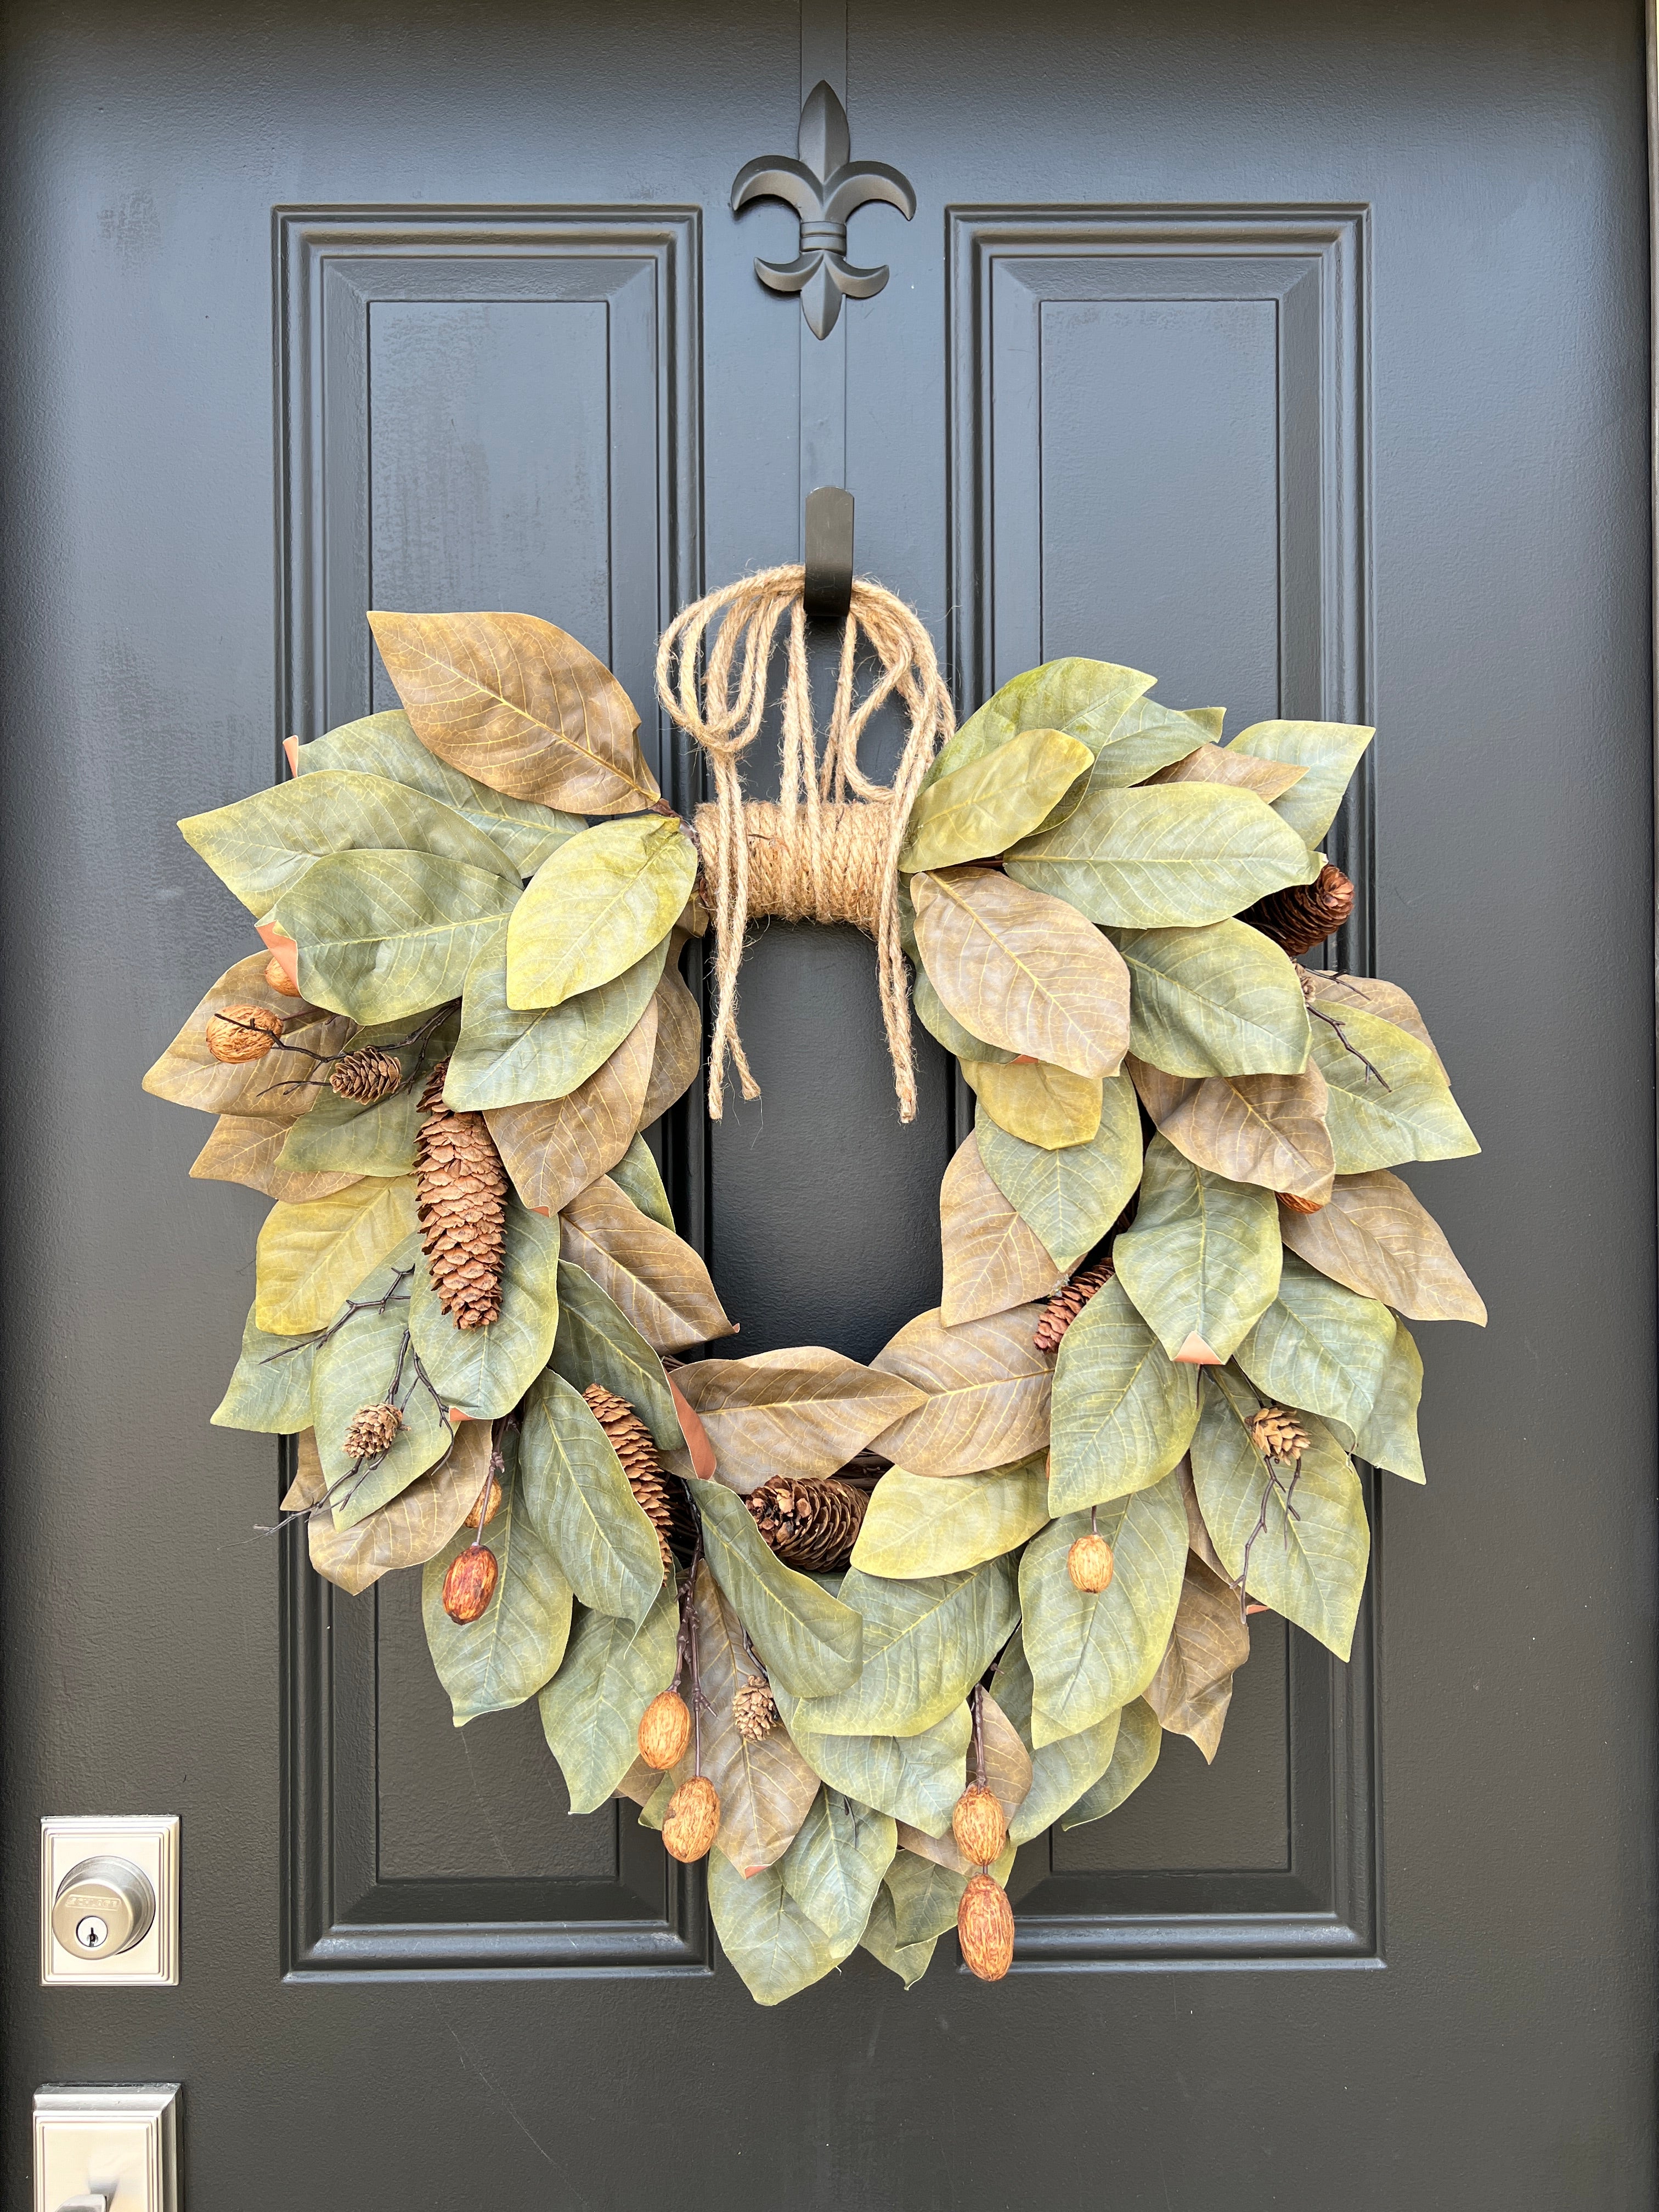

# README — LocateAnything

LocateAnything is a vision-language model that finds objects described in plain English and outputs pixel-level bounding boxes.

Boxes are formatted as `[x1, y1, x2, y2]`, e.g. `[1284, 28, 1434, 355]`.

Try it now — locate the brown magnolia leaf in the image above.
[308, 1421, 490, 1596]
[911, 866, 1130, 1076]
[1143, 1554, 1250, 1762]
[871, 1305, 1053, 1477]
[558, 1174, 736, 1353]
[1146, 746, 1308, 803]
[639, 958, 701, 1128]
[1311, 975, 1447, 1078]
[667, 1562, 820, 1874]
[1128, 1055, 1335, 1205]
[939, 1134, 1066, 1327]
[1178, 1457, 1227, 1578]
[366, 608, 661, 813]
[1279, 1168, 1487, 1323]
[281, 1429, 330, 1513]
[895, 1691, 1030, 1871]
[143, 952, 351, 1120]
[672, 1348, 924, 1494]
[962, 1058, 1104, 1150]
[190, 1114, 362, 1204]
[486, 997, 657, 1218]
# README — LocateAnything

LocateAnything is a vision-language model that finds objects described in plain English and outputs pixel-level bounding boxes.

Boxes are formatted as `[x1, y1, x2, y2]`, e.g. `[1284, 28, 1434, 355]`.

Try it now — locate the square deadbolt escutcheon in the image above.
[40, 1816, 179, 1986]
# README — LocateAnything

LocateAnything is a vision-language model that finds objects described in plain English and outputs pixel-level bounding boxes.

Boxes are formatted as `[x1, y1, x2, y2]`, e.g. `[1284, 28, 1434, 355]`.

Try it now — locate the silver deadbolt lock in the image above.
[50, 1858, 156, 1961]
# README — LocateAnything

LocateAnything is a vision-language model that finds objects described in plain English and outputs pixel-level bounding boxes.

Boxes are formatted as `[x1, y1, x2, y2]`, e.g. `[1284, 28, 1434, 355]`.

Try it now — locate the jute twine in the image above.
[655, 565, 953, 1123]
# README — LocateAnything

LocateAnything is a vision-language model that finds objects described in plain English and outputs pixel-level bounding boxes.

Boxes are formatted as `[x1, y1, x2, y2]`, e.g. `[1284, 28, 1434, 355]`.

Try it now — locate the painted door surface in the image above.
[3, 2, 1653, 2204]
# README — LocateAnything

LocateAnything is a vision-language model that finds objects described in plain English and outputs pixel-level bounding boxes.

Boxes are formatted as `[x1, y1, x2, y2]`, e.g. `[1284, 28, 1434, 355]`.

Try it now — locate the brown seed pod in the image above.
[463, 1475, 503, 1531]
[205, 1003, 283, 1063]
[343, 1401, 403, 1460]
[637, 1689, 692, 1771]
[1277, 1189, 1325, 1215]
[265, 954, 303, 997]
[957, 1870, 1015, 1982]
[441, 1543, 499, 1624]
[662, 1774, 720, 1863]
[952, 1782, 1008, 1868]
[1067, 1532, 1115, 1594]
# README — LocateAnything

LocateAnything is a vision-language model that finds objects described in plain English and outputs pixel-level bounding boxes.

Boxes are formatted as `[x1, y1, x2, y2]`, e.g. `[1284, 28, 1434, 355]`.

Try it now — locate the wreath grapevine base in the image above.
[145, 578, 1484, 2002]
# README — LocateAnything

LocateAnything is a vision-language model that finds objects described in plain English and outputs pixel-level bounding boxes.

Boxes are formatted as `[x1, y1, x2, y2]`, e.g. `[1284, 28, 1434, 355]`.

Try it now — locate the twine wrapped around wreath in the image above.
[654, 565, 953, 1123]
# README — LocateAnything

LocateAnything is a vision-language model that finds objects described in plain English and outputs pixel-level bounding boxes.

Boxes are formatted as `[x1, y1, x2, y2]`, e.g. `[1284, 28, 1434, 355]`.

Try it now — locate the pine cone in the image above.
[343, 1401, 403, 1460]
[1250, 1404, 1311, 1466]
[1034, 1256, 1115, 1355]
[746, 1474, 868, 1572]
[1241, 864, 1355, 958]
[205, 1003, 283, 1063]
[414, 1062, 507, 1329]
[582, 1384, 693, 1569]
[733, 1673, 778, 1743]
[330, 1045, 403, 1104]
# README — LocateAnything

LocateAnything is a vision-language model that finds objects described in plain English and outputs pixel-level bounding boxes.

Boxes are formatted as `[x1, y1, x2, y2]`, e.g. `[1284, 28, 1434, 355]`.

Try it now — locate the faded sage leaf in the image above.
[991, 1630, 1121, 1843]
[779, 1792, 897, 1953]
[708, 1849, 844, 2006]
[1309, 1002, 1479, 1171]
[309, 1235, 450, 1523]
[608, 1132, 674, 1228]
[913, 962, 1014, 1064]
[974, 1076, 1142, 1269]
[538, 1579, 680, 1814]
[789, 1556, 1019, 1740]
[921, 658, 1154, 790]
[211, 1304, 317, 1434]
[274, 849, 520, 1025]
[484, 997, 657, 1218]
[550, 1259, 684, 1453]
[190, 1114, 360, 1204]
[961, 1057, 1103, 1149]
[871, 1304, 1052, 1478]
[640, 956, 702, 1126]
[506, 815, 698, 1012]
[775, 1693, 972, 1836]
[1048, 1277, 1199, 1513]
[558, 1175, 734, 1353]
[1233, 1252, 1396, 1449]
[520, 1367, 665, 1623]
[447, 924, 667, 1113]
[900, 725, 1093, 872]
[689, 1476, 864, 1699]
[1227, 718, 1375, 846]
[939, 1133, 1066, 1326]
[1113, 1134, 1282, 1364]
[309, 1418, 491, 1596]
[850, 1457, 1049, 1579]
[1113, 921, 1311, 1079]
[860, 1884, 937, 1987]
[421, 1481, 573, 1725]
[1356, 1316, 1426, 1485]
[253, 1175, 417, 1336]
[1060, 1698, 1161, 1829]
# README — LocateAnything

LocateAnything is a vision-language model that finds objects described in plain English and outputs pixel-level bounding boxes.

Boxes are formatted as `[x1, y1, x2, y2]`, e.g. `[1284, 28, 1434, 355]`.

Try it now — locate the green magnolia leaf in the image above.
[1112, 921, 1311, 1077]
[774, 1691, 971, 1835]
[309, 1234, 452, 1525]
[211, 1304, 317, 1433]
[1006, 782, 1314, 928]
[883, 1848, 968, 1943]
[780, 1793, 898, 1953]
[1048, 1277, 1199, 1512]
[913, 962, 1014, 1064]
[421, 1483, 573, 1725]
[274, 849, 520, 1025]
[447, 924, 668, 1112]
[939, 1133, 1065, 1327]
[190, 1113, 361, 1204]
[708, 1849, 845, 2006]
[253, 1175, 418, 1335]
[1309, 1003, 1479, 1171]
[689, 1477, 864, 1699]
[407, 1201, 560, 1419]
[858, 1883, 937, 1987]
[990, 1629, 1121, 1842]
[550, 1259, 683, 1452]
[850, 1457, 1049, 1579]
[975, 1076, 1142, 1270]
[962, 1057, 1103, 1149]
[296, 709, 581, 875]
[1192, 1374, 1369, 1659]
[1060, 1697, 1161, 1829]
[922, 659, 1155, 789]
[1113, 1134, 1282, 1363]
[1228, 718, 1375, 845]
[789, 1557, 1019, 1739]
[609, 1132, 674, 1228]
[1087, 696, 1233, 785]
[520, 1367, 665, 1623]
[1019, 1474, 1188, 1745]
[537, 1580, 679, 1813]
[277, 1011, 456, 1178]
[1356, 1315, 1426, 1483]
[180, 770, 520, 916]
[483, 1003, 658, 1216]
[900, 726, 1093, 872]
[1233, 1252, 1396, 1448]
[871, 1304, 1052, 1478]
[506, 815, 697, 1012]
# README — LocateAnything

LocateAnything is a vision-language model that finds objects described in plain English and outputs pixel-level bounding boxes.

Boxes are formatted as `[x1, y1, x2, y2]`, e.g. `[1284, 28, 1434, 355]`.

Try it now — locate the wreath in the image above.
[145, 568, 1483, 2003]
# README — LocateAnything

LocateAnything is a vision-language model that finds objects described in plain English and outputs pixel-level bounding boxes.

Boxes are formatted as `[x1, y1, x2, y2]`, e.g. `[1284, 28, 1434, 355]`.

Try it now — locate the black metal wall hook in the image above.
[803, 486, 854, 620]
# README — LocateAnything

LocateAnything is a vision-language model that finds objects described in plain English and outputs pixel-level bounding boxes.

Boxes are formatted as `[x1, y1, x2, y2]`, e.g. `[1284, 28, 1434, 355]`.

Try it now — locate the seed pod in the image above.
[1277, 1189, 1325, 1215]
[464, 1475, 503, 1531]
[205, 1003, 283, 1063]
[952, 1782, 1008, 1868]
[662, 1773, 720, 1863]
[441, 1543, 498, 1624]
[957, 1871, 1015, 1982]
[1067, 1532, 1114, 1593]
[637, 1689, 692, 1771]
[265, 955, 303, 997]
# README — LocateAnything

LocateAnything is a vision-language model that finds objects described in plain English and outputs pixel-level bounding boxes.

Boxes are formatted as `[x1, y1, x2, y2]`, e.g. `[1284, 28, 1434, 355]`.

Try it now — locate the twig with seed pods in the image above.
[1235, 1434, 1304, 1624]
[258, 1267, 416, 1361]
[265, 1001, 461, 1098]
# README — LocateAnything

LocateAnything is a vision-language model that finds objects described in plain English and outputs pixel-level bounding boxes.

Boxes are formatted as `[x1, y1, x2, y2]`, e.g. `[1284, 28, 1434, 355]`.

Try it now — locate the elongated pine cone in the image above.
[343, 1401, 403, 1460]
[1250, 1404, 1311, 1465]
[957, 1871, 1015, 1982]
[746, 1474, 868, 1572]
[1034, 1256, 1115, 1355]
[330, 1045, 403, 1104]
[205, 1003, 283, 1063]
[1242, 863, 1355, 958]
[733, 1673, 778, 1743]
[583, 1385, 693, 1570]
[414, 1062, 507, 1329]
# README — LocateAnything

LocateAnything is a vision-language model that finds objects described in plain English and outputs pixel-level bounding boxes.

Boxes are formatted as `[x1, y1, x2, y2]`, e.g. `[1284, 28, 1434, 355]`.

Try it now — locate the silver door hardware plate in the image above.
[40, 1819, 178, 1987]
[33, 2085, 179, 2212]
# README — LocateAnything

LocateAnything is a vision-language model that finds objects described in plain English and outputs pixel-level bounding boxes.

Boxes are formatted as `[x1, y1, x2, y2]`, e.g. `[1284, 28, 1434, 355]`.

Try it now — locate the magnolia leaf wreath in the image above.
[146, 575, 1483, 2003]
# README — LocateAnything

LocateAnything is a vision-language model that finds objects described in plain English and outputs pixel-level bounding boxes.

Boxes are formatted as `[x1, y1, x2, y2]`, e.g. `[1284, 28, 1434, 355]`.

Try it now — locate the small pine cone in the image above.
[265, 955, 303, 997]
[441, 1543, 498, 1624]
[638, 1689, 692, 1770]
[1242, 864, 1356, 958]
[343, 1401, 403, 1460]
[329, 1045, 403, 1104]
[1277, 1189, 1326, 1215]
[464, 1474, 503, 1530]
[733, 1674, 778, 1744]
[1034, 1256, 1115, 1355]
[205, 1003, 283, 1063]
[414, 1062, 508, 1330]
[957, 1871, 1015, 1982]
[746, 1474, 868, 1573]
[583, 1385, 694, 1569]
[1067, 1533, 1114, 1593]
[662, 1774, 720, 1864]
[952, 1783, 1007, 1867]
[1250, 1404, 1311, 1466]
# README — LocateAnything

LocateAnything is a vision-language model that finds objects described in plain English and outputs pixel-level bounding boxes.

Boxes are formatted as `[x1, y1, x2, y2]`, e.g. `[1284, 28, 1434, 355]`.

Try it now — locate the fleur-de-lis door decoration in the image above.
[732, 81, 916, 338]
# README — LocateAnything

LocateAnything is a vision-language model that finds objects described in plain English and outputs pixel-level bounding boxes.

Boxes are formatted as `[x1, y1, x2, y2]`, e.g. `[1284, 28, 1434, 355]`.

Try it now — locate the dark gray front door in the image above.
[4, 2, 1653, 2204]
